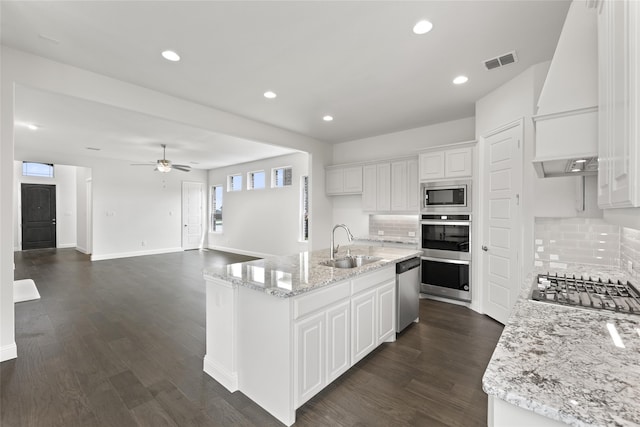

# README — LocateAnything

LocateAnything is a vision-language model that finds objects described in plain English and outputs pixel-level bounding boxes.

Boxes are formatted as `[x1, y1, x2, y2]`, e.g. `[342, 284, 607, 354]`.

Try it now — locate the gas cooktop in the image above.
[531, 273, 640, 315]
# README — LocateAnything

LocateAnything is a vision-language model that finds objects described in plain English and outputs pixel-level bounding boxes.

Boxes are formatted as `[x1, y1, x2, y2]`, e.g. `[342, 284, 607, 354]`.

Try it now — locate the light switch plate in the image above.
[378, 230, 384, 236]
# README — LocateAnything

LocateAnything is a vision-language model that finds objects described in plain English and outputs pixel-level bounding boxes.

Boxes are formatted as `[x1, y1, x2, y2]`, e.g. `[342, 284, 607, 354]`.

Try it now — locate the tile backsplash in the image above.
[621, 227, 640, 279]
[534, 218, 620, 267]
[368, 215, 419, 241]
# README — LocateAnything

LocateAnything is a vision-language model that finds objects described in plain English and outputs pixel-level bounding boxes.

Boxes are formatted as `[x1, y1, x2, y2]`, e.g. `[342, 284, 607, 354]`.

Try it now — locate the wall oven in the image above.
[421, 180, 471, 213]
[420, 214, 471, 301]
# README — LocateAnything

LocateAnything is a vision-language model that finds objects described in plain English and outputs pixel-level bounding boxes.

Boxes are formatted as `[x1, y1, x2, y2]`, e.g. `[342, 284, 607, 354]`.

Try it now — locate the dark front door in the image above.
[21, 184, 56, 250]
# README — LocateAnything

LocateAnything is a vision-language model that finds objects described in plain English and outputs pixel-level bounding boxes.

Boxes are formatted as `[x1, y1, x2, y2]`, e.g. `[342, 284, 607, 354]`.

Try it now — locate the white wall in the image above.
[89, 159, 207, 260]
[330, 117, 475, 238]
[1, 47, 334, 361]
[13, 162, 78, 250]
[208, 152, 309, 257]
[332, 117, 475, 164]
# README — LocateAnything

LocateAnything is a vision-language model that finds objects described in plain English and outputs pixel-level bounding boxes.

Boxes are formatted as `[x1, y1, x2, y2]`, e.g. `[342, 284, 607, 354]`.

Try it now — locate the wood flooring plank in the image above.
[108, 370, 154, 410]
[85, 380, 139, 427]
[130, 399, 179, 427]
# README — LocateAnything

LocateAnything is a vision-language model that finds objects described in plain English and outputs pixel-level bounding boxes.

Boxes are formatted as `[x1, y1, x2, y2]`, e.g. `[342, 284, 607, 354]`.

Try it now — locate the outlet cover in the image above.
[378, 230, 385, 236]
[628, 260, 634, 273]
[408, 231, 416, 237]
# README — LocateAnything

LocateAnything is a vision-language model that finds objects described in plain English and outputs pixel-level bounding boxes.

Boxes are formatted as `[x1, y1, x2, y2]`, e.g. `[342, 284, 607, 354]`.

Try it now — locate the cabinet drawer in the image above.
[293, 282, 350, 319]
[351, 266, 395, 295]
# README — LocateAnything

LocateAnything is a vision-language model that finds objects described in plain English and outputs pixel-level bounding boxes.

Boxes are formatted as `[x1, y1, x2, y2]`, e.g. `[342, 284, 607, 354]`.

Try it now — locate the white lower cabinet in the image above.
[326, 300, 350, 383]
[295, 312, 325, 406]
[351, 288, 377, 364]
[377, 281, 396, 343]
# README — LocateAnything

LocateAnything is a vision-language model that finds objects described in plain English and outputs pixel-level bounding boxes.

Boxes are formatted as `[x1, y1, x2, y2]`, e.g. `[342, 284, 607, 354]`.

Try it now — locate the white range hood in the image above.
[532, 0, 598, 178]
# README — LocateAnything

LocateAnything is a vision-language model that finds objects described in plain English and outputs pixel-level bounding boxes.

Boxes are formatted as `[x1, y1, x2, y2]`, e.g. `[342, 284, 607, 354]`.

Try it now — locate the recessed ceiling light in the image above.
[453, 75, 469, 85]
[413, 20, 433, 35]
[161, 50, 180, 62]
[264, 91, 277, 99]
[323, 115, 334, 122]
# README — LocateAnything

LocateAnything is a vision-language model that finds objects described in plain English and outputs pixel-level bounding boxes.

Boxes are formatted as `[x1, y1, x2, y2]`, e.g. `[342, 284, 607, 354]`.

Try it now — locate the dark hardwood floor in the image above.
[2, 248, 503, 426]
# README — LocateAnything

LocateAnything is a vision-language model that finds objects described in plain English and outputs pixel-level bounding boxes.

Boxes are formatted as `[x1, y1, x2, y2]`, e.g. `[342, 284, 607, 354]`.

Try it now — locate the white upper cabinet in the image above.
[419, 144, 474, 181]
[326, 165, 363, 195]
[363, 158, 418, 213]
[597, 0, 640, 208]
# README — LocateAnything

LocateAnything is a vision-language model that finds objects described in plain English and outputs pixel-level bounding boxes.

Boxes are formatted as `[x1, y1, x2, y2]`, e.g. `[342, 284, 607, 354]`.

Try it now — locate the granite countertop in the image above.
[202, 245, 422, 298]
[482, 263, 640, 427]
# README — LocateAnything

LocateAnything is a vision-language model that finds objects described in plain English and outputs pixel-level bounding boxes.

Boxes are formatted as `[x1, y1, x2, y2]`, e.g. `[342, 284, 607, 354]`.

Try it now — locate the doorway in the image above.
[182, 181, 204, 250]
[480, 120, 523, 324]
[21, 183, 57, 250]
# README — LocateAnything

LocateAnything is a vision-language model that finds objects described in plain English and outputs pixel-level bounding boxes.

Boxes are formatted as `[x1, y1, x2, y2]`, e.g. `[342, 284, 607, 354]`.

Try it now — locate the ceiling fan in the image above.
[131, 144, 191, 173]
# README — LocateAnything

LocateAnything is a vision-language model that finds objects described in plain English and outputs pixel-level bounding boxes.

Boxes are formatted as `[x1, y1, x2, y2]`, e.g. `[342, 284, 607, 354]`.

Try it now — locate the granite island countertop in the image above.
[203, 245, 422, 298]
[482, 264, 640, 427]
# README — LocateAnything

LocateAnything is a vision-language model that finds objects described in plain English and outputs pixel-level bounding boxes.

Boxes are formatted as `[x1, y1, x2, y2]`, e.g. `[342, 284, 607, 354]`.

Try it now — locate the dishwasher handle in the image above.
[396, 257, 421, 274]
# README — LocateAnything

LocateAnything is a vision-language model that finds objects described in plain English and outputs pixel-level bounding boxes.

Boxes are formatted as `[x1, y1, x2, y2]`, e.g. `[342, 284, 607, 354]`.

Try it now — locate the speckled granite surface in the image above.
[483, 263, 640, 427]
[202, 245, 422, 298]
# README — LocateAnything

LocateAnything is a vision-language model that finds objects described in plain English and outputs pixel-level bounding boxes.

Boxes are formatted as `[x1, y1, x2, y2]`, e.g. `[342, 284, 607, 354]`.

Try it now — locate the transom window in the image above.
[248, 170, 265, 190]
[227, 174, 243, 192]
[22, 162, 54, 178]
[272, 166, 292, 188]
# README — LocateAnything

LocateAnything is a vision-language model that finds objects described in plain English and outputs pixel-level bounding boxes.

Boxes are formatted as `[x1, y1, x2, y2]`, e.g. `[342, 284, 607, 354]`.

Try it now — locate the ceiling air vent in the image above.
[483, 51, 518, 70]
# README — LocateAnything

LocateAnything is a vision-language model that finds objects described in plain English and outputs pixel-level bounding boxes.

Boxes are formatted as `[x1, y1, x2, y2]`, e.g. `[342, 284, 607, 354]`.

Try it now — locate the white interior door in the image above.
[482, 122, 523, 324]
[182, 181, 203, 250]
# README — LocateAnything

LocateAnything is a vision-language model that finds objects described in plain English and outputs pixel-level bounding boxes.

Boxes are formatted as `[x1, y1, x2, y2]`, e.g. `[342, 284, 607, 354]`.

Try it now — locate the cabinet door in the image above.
[377, 281, 396, 344]
[419, 151, 445, 180]
[362, 164, 378, 212]
[445, 147, 472, 178]
[376, 163, 391, 211]
[406, 158, 420, 211]
[295, 312, 325, 407]
[343, 166, 363, 193]
[326, 169, 344, 195]
[326, 300, 350, 383]
[391, 160, 408, 211]
[351, 289, 377, 364]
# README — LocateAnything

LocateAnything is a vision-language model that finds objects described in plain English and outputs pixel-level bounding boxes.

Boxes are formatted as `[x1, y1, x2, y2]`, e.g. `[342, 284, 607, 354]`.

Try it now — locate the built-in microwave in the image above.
[421, 180, 471, 213]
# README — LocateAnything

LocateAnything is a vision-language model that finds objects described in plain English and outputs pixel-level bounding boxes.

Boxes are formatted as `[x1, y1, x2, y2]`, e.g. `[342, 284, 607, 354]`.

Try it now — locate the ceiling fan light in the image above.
[157, 160, 172, 173]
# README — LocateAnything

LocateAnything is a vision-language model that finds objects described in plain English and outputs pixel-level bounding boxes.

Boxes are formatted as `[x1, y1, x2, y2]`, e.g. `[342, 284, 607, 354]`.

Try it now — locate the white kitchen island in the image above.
[202, 245, 421, 426]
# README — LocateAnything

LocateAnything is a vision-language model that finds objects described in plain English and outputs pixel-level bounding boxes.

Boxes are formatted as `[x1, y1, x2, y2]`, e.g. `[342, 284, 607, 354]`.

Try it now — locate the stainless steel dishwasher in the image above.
[396, 257, 420, 333]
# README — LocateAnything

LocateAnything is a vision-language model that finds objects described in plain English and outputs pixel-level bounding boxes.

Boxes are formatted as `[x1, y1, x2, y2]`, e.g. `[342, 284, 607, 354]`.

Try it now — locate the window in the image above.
[300, 176, 309, 241]
[210, 185, 223, 232]
[248, 170, 265, 190]
[228, 174, 242, 192]
[22, 162, 54, 178]
[272, 166, 293, 188]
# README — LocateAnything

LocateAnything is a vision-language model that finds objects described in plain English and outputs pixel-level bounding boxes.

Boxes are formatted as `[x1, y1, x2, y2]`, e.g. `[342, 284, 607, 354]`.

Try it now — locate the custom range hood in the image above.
[532, 0, 598, 178]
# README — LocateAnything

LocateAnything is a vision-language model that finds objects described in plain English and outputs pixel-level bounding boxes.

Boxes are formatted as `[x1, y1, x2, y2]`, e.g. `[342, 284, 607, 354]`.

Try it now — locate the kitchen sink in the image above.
[320, 255, 382, 269]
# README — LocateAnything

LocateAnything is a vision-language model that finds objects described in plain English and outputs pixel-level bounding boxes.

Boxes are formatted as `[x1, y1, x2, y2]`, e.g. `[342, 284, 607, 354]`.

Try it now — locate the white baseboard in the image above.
[75, 247, 90, 255]
[13, 245, 20, 251]
[203, 355, 238, 392]
[57, 243, 76, 249]
[0, 343, 17, 362]
[91, 247, 183, 261]
[206, 245, 272, 259]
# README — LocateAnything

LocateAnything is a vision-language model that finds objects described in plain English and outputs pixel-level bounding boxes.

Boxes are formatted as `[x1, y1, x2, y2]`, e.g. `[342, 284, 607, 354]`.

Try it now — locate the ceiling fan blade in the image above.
[130, 163, 155, 166]
[173, 165, 191, 172]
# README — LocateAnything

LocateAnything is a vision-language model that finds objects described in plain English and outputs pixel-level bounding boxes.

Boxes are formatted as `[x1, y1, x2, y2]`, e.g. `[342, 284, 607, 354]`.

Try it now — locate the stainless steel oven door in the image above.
[420, 257, 471, 301]
[421, 218, 471, 261]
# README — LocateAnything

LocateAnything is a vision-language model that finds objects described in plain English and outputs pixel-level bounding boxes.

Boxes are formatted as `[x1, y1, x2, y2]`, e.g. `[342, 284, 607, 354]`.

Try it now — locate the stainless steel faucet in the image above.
[330, 224, 354, 260]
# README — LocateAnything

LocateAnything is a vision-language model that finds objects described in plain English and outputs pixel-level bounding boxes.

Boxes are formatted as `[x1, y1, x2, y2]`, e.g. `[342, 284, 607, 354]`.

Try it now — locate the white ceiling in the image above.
[2, 0, 571, 168]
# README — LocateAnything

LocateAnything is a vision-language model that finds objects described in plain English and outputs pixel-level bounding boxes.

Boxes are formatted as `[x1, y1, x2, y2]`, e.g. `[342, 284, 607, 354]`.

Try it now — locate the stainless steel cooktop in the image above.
[531, 273, 640, 315]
